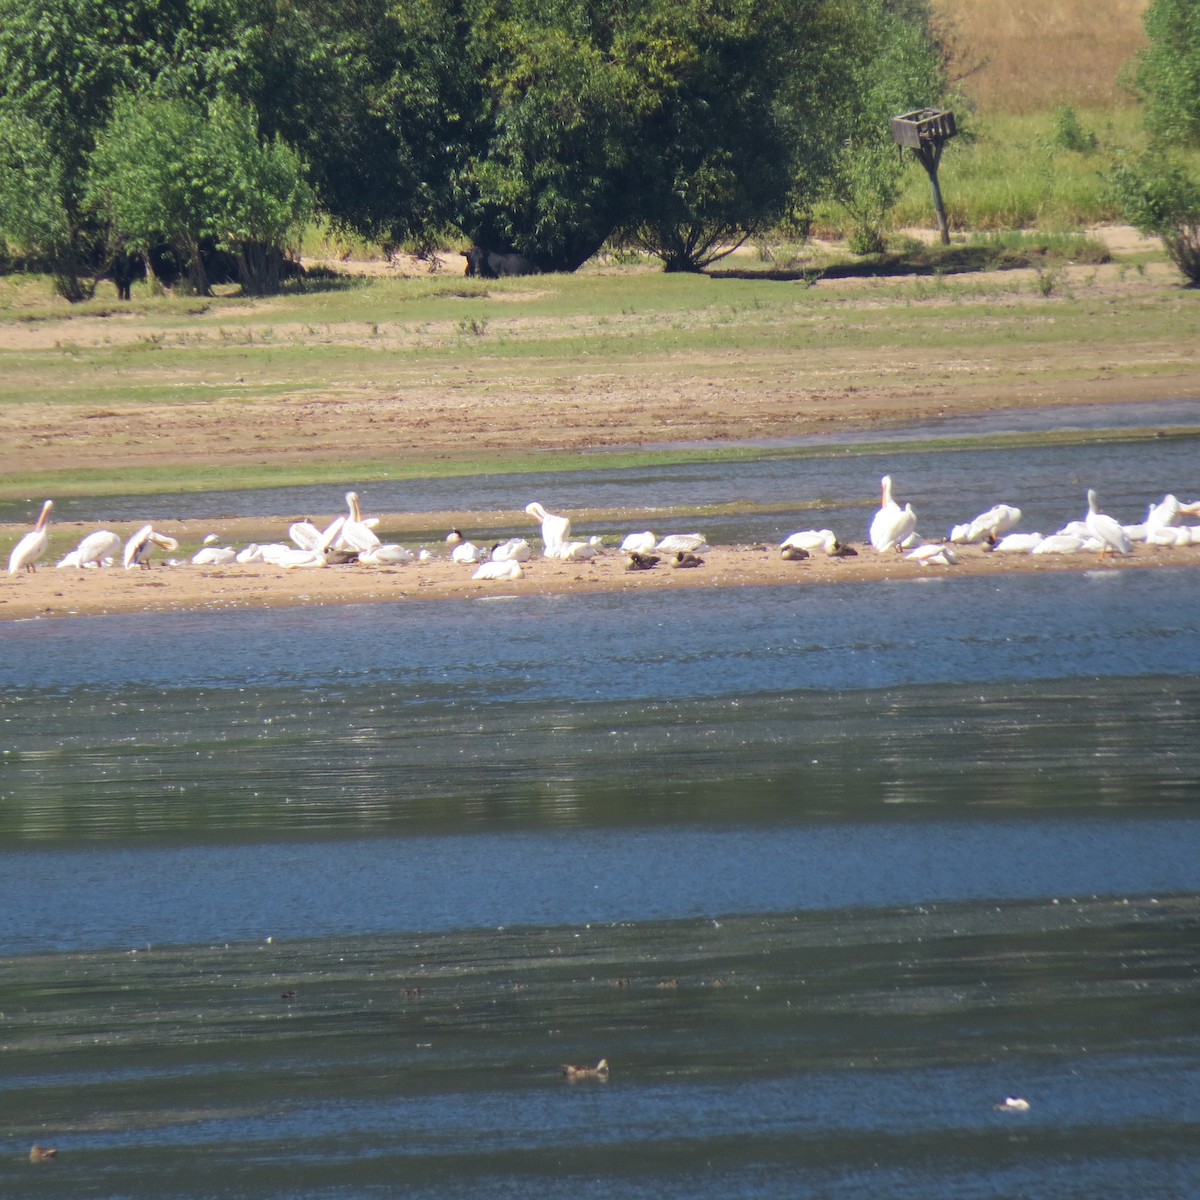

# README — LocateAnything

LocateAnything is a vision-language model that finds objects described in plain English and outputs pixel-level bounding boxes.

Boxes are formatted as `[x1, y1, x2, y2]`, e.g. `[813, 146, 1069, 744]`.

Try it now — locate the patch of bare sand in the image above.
[2, 530, 1197, 623]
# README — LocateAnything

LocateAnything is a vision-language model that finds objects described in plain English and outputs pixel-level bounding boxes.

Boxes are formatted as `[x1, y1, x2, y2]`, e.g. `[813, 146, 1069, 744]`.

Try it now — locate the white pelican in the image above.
[191, 545, 237, 565]
[1145, 525, 1191, 547]
[276, 516, 347, 568]
[525, 502, 571, 555]
[620, 531, 656, 554]
[473, 559, 523, 581]
[780, 529, 841, 556]
[288, 519, 324, 550]
[491, 538, 531, 562]
[236, 543, 265, 563]
[123, 524, 179, 569]
[871, 502, 918, 553]
[554, 540, 599, 561]
[451, 540, 488, 564]
[994, 1096, 1030, 1113]
[1146, 493, 1181, 530]
[905, 543, 959, 565]
[655, 533, 708, 554]
[949, 503, 1023, 544]
[1032, 533, 1085, 555]
[8, 499, 54, 574]
[869, 476, 917, 552]
[57, 528, 121, 568]
[990, 532, 1044, 553]
[359, 543, 414, 564]
[336, 491, 381, 553]
[1085, 489, 1132, 556]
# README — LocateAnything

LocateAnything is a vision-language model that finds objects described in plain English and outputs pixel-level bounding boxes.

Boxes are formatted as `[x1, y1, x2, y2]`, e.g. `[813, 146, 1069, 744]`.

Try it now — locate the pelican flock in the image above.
[6, 479, 1200, 594]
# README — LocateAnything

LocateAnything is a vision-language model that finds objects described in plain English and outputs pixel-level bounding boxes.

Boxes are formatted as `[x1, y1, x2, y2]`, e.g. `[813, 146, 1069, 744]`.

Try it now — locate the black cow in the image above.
[464, 246, 534, 278]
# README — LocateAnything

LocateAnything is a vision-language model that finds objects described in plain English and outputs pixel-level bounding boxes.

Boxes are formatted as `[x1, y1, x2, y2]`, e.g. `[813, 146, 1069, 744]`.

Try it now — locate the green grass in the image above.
[815, 107, 1200, 236]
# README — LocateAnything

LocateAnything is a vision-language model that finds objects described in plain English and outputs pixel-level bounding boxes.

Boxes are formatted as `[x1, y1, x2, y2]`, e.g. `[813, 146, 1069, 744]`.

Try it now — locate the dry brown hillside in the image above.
[932, 0, 1149, 112]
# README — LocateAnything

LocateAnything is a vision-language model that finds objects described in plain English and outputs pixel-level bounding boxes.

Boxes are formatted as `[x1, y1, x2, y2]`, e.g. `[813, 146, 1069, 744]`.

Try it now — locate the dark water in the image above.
[2, 426, 1200, 1197]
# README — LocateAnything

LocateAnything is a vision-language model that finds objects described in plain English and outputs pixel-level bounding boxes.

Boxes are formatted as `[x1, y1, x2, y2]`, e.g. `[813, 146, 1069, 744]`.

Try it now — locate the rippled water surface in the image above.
[2, 415, 1199, 1198]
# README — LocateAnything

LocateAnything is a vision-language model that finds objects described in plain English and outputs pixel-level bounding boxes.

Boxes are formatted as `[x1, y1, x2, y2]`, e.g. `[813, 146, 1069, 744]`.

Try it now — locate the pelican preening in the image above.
[525, 502, 571, 556]
[7, 500, 54, 574]
[123, 524, 179, 569]
[57, 528, 122, 569]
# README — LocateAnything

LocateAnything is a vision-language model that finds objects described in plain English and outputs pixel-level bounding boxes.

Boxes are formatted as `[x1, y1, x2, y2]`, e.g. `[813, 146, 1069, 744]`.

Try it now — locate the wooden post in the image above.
[890, 110, 956, 246]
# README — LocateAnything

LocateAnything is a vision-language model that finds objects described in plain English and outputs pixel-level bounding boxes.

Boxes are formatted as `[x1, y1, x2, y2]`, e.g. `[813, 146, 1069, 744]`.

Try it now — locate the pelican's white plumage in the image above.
[288, 520, 324, 551]
[58, 528, 121, 569]
[8, 499, 54, 574]
[869, 476, 918, 552]
[473, 559, 523, 580]
[655, 533, 708, 554]
[870, 500, 918, 554]
[780, 529, 841, 556]
[525, 502, 571, 556]
[336, 492, 382, 553]
[991, 532, 1044, 553]
[950, 503, 1023, 544]
[359, 543, 415, 565]
[123, 524, 179, 569]
[275, 516, 347, 568]
[451, 540, 488, 564]
[491, 538, 531, 562]
[1085, 489, 1132, 556]
[620, 531, 656, 554]
[1032, 533, 1086, 555]
[905, 543, 960, 565]
[192, 545, 237, 565]
[555, 540, 599, 561]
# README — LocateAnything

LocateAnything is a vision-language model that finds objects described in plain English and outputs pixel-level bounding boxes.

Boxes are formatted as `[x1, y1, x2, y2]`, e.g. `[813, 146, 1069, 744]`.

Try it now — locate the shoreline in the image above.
[3, 534, 1196, 623]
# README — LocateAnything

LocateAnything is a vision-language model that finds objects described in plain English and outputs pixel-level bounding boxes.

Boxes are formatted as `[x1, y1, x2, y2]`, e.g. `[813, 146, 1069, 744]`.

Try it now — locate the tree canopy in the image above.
[0, 0, 947, 295]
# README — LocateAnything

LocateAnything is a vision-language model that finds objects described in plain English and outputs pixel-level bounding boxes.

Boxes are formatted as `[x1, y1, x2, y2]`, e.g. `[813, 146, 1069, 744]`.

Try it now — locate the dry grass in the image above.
[933, 0, 1149, 113]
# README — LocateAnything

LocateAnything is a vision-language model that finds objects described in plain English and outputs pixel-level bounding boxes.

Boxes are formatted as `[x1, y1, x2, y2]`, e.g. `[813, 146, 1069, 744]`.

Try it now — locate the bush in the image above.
[1109, 153, 1200, 284]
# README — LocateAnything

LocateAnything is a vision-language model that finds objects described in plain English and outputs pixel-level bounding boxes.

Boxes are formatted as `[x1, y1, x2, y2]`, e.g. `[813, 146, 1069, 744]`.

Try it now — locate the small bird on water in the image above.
[561, 1058, 609, 1081]
[29, 1145, 58, 1163]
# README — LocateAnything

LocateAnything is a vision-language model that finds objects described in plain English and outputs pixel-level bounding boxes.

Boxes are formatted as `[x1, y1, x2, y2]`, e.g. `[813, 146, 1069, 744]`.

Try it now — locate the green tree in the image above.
[0, 0, 325, 297]
[1133, 0, 1200, 148]
[824, 0, 949, 254]
[89, 92, 312, 294]
[1110, 153, 1200, 285]
[619, 0, 838, 271]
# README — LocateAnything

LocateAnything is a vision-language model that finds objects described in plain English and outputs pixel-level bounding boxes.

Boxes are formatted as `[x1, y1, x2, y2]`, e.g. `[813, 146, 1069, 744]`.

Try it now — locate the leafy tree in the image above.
[618, 0, 836, 271]
[823, 0, 949, 254]
[455, 0, 644, 271]
[1133, 0, 1200, 148]
[1110, 153, 1200, 285]
[1117, 0, 1200, 284]
[0, 0, 325, 297]
[89, 92, 313, 294]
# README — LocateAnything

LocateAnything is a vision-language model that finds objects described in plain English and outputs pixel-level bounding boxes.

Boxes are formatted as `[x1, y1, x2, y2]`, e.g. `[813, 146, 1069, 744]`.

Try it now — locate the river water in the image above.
[1, 408, 1198, 1198]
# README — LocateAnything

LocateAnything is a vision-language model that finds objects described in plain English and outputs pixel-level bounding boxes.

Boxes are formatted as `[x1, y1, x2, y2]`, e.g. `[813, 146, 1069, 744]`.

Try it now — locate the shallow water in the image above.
[2, 417, 1199, 1197]
[12, 400, 1200, 549]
